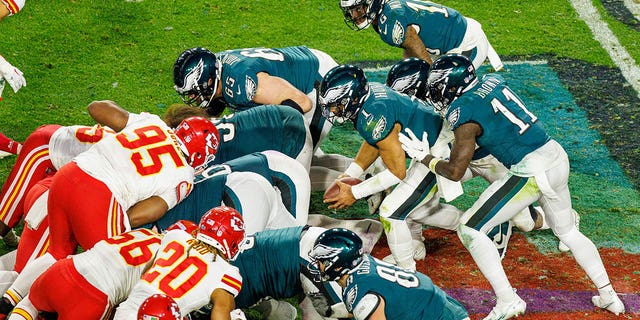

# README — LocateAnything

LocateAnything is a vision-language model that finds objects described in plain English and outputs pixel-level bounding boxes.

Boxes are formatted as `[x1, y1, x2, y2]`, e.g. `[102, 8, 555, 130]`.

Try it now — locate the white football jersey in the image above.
[72, 229, 162, 305]
[113, 230, 242, 319]
[48, 124, 116, 170]
[74, 112, 194, 211]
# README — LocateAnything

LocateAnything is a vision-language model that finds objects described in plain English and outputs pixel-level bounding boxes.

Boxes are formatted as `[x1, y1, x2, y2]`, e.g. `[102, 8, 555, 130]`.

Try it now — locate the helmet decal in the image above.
[428, 67, 453, 86]
[322, 81, 353, 105]
[177, 58, 205, 94]
[389, 72, 420, 94]
[310, 243, 345, 260]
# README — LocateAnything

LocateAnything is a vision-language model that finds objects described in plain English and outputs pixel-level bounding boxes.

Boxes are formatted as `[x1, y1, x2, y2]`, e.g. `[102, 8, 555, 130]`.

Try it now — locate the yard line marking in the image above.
[571, 0, 640, 98]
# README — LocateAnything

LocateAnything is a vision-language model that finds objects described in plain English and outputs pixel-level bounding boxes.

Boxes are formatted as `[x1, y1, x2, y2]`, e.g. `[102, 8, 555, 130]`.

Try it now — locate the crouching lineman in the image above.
[114, 206, 245, 320]
[308, 228, 470, 320]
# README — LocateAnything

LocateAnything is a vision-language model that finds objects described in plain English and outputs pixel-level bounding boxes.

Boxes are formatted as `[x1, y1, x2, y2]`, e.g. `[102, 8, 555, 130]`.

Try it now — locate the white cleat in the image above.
[483, 294, 526, 320]
[592, 293, 625, 315]
[0, 150, 13, 160]
[558, 209, 581, 252]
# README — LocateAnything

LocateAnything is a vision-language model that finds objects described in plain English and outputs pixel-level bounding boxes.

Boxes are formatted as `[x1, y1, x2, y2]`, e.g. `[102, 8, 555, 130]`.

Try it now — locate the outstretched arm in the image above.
[87, 100, 130, 132]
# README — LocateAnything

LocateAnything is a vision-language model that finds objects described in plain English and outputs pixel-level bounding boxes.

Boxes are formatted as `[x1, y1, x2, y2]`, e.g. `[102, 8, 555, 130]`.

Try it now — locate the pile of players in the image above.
[0, 0, 627, 319]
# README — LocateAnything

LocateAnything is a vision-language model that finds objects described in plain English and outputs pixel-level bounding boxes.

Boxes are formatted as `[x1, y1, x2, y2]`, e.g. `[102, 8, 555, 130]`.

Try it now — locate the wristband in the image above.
[428, 157, 441, 174]
[343, 162, 364, 178]
[351, 169, 401, 199]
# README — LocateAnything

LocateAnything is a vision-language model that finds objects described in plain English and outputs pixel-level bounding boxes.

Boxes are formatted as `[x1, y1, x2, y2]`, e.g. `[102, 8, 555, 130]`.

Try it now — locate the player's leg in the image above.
[263, 150, 311, 226]
[379, 162, 439, 270]
[28, 258, 112, 319]
[0, 125, 59, 240]
[0, 131, 21, 158]
[457, 173, 538, 319]
[222, 172, 283, 234]
[538, 150, 624, 314]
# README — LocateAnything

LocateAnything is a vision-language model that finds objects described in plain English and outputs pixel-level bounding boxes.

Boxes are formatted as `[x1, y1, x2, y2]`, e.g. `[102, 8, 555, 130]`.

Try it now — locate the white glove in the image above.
[0, 56, 26, 94]
[398, 127, 430, 161]
[230, 309, 247, 320]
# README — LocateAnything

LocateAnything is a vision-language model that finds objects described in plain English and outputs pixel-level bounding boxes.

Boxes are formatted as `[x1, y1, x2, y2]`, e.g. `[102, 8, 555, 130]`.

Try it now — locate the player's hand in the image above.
[230, 309, 247, 320]
[398, 127, 430, 161]
[0, 56, 26, 94]
[323, 180, 356, 210]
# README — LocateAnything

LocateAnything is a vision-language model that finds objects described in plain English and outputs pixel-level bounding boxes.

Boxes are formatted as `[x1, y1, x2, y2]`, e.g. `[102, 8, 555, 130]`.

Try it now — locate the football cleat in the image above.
[592, 291, 625, 315]
[558, 209, 580, 252]
[483, 292, 526, 320]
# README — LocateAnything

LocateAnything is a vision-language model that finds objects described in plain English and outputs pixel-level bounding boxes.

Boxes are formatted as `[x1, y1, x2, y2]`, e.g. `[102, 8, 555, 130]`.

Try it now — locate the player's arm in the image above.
[87, 100, 130, 132]
[253, 72, 312, 114]
[327, 124, 405, 209]
[127, 196, 169, 228]
[0, 3, 10, 19]
[421, 122, 478, 181]
[210, 288, 236, 320]
[401, 25, 432, 65]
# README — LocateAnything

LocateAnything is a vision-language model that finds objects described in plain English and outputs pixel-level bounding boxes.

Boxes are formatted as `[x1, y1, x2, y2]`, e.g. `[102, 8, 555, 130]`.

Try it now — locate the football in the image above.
[323, 176, 363, 200]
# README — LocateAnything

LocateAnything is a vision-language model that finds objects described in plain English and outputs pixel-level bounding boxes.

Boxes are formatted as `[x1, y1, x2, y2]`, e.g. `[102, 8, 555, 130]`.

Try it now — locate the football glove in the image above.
[0, 56, 26, 94]
[398, 127, 430, 161]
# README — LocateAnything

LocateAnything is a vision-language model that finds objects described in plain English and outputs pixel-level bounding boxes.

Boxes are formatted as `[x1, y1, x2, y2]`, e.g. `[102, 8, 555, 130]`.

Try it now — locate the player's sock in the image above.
[385, 218, 416, 271]
[0, 132, 20, 155]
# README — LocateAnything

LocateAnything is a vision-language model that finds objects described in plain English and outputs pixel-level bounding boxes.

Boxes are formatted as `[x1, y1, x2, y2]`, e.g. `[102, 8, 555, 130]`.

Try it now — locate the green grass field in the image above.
[1, 0, 639, 318]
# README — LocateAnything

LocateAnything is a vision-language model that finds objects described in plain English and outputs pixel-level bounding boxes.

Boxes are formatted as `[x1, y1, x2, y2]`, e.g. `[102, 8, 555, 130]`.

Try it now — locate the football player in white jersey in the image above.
[0, 124, 115, 248]
[7, 228, 163, 320]
[0, 102, 214, 315]
[114, 206, 245, 320]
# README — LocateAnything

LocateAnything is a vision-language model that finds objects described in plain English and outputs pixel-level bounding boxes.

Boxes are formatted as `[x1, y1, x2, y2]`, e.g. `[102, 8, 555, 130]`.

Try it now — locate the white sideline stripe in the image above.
[571, 0, 640, 98]
[624, 0, 640, 21]
[362, 60, 549, 73]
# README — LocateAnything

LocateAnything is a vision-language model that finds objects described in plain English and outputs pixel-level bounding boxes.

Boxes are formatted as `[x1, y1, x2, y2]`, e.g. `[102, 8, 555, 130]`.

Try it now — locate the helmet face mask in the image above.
[340, 0, 384, 30]
[173, 47, 222, 109]
[319, 65, 369, 126]
[307, 228, 364, 282]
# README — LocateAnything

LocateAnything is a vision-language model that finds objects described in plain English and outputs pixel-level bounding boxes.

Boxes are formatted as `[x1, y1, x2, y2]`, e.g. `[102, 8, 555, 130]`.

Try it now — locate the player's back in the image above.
[218, 46, 320, 108]
[232, 226, 305, 308]
[344, 255, 454, 320]
[114, 230, 242, 319]
[378, 0, 466, 52]
[356, 83, 443, 147]
[212, 105, 307, 163]
[73, 228, 162, 304]
[74, 112, 194, 210]
[449, 74, 550, 167]
[49, 124, 115, 170]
